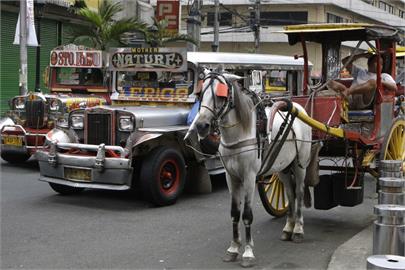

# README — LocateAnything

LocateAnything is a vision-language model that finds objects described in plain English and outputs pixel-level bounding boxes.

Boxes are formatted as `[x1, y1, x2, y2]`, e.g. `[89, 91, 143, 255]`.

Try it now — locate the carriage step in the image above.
[314, 173, 364, 210]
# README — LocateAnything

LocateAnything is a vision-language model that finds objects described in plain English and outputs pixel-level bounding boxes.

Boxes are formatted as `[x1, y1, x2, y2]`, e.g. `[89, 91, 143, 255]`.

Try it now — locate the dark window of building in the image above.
[379, 1, 394, 14]
[207, 12, 233, 26]
[257, 11, 308, 25]
[327, 13, 343, 23]
[399, 9, 404, 18]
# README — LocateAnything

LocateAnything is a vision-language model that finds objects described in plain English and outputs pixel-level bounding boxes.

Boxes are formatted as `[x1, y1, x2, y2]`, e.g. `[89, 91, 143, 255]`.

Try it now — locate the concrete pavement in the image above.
[327, 223, 373, 270]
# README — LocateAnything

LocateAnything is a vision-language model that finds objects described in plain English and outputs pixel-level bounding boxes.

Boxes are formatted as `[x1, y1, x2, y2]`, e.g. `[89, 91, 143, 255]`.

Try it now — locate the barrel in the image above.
[367, 255, 405, 269]
[373, 204, 405, 256]
[380, 160, 403, 178]
[379, 178, 405, 205]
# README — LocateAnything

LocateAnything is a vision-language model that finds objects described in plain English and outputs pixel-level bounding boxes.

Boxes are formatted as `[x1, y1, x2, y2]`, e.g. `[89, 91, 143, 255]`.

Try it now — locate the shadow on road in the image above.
[1, 158, 39, 171]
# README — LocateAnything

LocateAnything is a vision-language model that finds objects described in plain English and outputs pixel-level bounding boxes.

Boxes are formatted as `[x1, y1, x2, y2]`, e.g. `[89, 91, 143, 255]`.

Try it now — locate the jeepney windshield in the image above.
[55, 68, 104, 86]
[116, 70, 194, 95]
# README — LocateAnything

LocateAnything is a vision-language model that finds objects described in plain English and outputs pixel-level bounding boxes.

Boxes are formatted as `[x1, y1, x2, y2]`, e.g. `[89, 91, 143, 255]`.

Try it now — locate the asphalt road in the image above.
[1, 158, 376, 269]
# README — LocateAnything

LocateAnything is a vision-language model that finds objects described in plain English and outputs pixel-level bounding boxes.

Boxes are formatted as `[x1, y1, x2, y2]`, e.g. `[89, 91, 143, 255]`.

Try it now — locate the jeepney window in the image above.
[117, 70, 194, 95]
[265, 70, 287, 93]
[55, 68, 103, 86]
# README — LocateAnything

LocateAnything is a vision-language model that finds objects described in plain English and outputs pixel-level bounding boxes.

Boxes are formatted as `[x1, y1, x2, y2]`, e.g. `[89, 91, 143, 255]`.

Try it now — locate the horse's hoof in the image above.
[222, 251, 239, 262]
[240, 257, 256, 268]
[292, 233, 304, 243]
[280, 231, 292, 241]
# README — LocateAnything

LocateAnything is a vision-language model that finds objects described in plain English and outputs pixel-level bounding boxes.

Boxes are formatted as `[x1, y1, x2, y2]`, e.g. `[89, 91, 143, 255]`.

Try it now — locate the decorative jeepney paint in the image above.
[119, 86, 190, 102]
[64, 97, 106, 112]
[109, 47, 187, 72]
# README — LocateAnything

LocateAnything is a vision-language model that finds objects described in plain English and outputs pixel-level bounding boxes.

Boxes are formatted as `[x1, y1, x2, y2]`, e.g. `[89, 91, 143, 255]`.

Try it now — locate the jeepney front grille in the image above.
[86, 113, 112, 145]
[25, 99, 45, 128]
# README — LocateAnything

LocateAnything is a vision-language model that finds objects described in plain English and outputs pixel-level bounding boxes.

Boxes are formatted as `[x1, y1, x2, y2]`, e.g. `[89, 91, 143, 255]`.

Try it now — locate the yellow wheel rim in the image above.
[260, 174, 288, 217]
[382, 118, 405, 173]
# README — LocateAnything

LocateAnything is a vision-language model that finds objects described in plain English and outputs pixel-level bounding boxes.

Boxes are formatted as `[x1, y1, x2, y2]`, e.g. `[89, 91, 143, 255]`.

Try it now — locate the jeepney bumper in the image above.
[36, 142, 133, 191]
[1, 124, 47, 155]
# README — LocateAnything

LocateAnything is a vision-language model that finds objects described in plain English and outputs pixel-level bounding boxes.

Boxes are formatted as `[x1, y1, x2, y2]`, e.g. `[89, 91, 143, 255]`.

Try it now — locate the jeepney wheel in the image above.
[0, 152, 30, 163]
[381, 117, 405, 173]
[258, 174, 289, 217]
[140, 146, 186, 206]
[49, 183, 84, 195]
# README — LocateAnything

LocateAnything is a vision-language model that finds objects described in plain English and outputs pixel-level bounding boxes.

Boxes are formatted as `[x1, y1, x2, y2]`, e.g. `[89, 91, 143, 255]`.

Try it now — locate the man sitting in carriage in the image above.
[327, 52, 397, 110]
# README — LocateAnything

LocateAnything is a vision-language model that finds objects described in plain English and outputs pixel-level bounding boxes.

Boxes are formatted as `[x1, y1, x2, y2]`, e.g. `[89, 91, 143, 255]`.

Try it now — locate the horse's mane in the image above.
[232, 81, 254, 133]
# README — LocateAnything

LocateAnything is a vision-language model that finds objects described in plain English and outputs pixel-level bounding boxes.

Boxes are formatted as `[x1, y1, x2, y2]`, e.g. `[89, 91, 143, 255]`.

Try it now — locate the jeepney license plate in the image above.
[3, 135, 23, 146]
[64, 167, 92, 182]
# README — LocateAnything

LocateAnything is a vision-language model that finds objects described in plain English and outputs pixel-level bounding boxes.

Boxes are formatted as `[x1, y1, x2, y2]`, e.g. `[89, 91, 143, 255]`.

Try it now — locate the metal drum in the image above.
[367, 255, 405, 269]
[373, 205, 405, 256]
[380, 160, 404, 178]
[379, 178, 405, 205]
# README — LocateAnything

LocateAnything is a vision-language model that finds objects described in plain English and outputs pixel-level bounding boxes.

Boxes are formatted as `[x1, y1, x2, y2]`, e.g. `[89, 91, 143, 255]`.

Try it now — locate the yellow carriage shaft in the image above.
[290, 106, 345, 138]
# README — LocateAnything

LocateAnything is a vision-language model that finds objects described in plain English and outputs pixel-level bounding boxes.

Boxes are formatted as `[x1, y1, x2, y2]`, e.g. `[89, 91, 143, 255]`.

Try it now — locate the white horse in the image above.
[191, 71, 312, 267]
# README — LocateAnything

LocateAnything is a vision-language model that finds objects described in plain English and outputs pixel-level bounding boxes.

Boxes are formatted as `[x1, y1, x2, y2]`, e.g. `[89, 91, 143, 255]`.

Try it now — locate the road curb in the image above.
[327, 223, 373, 270]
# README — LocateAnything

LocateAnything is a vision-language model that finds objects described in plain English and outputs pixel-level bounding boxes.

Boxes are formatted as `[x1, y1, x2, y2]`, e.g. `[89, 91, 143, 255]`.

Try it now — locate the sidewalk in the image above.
[327, 224, 373, 270]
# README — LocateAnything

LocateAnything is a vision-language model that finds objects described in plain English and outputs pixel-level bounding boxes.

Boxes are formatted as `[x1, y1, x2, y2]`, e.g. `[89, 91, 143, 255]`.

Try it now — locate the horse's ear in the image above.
[216, 82, 228, 97]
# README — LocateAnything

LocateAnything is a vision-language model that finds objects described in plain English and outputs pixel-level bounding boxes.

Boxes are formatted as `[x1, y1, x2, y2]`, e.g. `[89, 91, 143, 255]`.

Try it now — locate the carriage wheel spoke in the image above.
[281, 185, 286, 209]
[269, 180, 278, 205]
[276, 181, 281, 210]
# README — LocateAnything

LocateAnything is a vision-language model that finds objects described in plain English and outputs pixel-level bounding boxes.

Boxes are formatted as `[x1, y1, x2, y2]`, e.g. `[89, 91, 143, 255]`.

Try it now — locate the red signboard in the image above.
[156, 0, 180, 34]
[49, 50, 102, 68]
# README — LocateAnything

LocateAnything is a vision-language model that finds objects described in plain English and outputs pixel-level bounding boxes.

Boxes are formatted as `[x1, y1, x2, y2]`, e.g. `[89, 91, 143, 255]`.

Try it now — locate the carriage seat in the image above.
[347, 109, 374, 122]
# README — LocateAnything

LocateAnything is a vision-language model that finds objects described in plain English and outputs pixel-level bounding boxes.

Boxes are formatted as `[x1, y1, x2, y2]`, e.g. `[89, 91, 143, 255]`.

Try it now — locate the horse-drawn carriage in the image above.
[257, 23, 404, 217]
[192, 23, 403, 266]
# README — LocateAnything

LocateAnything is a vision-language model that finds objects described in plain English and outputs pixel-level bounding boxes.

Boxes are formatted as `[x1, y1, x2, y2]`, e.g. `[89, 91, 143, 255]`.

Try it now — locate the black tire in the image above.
[140, 146, 186, 206]
[1, 151, 30, 163]
[49, 183, 84, 195]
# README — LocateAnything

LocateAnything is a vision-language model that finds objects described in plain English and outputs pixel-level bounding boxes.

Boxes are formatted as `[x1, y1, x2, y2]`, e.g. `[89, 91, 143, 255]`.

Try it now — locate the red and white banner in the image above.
[156, 0, 181, 35]
[49, 50, 102, 68]
[13, 0, 39, 47]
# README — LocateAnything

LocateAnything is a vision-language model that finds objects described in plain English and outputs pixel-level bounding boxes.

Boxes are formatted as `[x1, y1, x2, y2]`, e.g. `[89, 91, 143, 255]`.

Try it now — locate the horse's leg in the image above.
[240, 172, 256, 268]
[291, 166, 306, 243]
[278, 171, 296, 241]
[223, 174, 242, 262]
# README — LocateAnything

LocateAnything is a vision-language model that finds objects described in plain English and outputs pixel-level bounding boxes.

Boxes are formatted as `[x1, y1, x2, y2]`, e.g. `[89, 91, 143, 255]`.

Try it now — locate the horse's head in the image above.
[195, 70, 241, 139]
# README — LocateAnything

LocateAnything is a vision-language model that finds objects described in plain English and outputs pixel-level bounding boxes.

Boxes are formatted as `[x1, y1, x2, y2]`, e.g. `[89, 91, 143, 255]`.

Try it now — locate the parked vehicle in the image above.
[36, 48, 309, 206]
[257, 23, 404, 217]
[0, 44, 110, 163]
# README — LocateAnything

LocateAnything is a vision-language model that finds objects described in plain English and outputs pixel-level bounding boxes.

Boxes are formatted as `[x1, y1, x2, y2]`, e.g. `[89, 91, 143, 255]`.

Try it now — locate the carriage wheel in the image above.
[381, 117, 405, 173]
[258, 174, 289, 217]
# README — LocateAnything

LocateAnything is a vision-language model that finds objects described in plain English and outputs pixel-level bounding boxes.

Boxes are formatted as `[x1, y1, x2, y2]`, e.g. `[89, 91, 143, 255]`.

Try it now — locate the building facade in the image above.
[176, 0, 405, 74]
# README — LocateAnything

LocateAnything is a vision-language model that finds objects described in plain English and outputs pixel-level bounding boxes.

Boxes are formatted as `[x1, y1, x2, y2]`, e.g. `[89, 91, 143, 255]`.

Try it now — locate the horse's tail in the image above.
[304, 185, 311, 208]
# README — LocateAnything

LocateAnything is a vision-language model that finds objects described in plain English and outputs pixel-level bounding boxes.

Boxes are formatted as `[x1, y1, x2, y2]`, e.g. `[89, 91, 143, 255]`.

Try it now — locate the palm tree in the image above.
[145, 18, 197, 47]
[69, 0, 147, 50]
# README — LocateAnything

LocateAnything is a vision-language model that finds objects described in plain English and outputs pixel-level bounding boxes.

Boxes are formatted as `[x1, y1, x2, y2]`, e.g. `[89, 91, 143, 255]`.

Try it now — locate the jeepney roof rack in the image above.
[280, 23, 401, 45]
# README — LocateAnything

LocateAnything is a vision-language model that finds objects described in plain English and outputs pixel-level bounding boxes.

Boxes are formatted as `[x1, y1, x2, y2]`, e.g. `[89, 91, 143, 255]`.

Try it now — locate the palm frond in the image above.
[77, 8, 103, 27]
[99, 0, 123, 22]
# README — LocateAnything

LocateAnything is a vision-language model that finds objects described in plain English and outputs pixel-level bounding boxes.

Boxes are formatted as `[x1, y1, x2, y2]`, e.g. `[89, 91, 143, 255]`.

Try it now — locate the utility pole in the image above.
[187, 0, 202, 52]
[254, 0, 260, 53]
[212, 0, 219, 52]
[19, 0, 28, 95]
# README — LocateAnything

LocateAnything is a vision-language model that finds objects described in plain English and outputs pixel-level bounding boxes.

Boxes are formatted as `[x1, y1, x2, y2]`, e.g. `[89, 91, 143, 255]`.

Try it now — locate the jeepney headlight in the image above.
[119, 115, 134, 131]
[14, 98, 25, 110]
[56, 118, 68, 128]
[71, 114, 84, 129]
[49, 99, 60, 111]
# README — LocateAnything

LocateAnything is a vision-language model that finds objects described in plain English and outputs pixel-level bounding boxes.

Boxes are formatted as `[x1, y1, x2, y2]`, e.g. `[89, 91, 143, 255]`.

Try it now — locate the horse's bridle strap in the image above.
[220, 138, 257, 149]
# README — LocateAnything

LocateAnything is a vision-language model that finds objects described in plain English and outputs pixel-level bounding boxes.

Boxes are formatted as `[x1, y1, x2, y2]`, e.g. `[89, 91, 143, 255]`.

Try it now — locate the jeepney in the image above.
[36, 48, 309, 206]
[0, 44, 109, 163]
